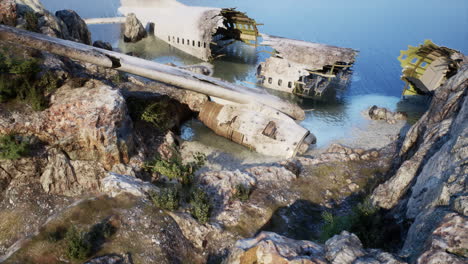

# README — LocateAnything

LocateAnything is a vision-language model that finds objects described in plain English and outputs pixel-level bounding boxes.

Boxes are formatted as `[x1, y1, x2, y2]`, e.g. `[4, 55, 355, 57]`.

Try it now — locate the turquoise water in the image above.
[42, 0, 468, 148]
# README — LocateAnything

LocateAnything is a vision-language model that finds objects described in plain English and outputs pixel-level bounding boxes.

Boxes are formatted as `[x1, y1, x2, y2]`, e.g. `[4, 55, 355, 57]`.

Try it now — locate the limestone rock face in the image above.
[224, 231, 326, 264]
[43, 86, 135, 169]
[325, 231, 365, 263]
[123, 13, 147, 43]
[368, 105, 407, 124]
[55, 9, 92, 44]
[371, 66, 468, 211]
[102, 172, 158, 197]
[0, 85, 135, 170]
[224, 231, 405, 264]
[0, 0, 17, 26]
[40, 148, 105, 196]
[416, 213, 467, 264]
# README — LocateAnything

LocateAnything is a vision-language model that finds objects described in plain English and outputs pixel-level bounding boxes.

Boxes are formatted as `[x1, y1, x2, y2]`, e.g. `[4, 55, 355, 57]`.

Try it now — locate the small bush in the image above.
[319, 198, 383, 247]
[24, 11, 39, 32]
[0, 134, 29, 160]
[232, 184, 251, 202]
[149, 187, 180, 211]
[127, 97, 171, 130]
[190, 188, 212, 224]
[65, 226, 91, 260]
[144, 152, 206, 185]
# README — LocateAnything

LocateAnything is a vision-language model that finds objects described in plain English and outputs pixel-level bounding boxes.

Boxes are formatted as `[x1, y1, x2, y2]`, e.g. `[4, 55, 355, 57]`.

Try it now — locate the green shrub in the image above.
[190, 188, 212, 224]
[319, 198, 383, 247]
[144, 152, 206, 185]
[126, 97, 171, 130]
[232, 184, 251, 202]
[149, 187, 180, 211]
[24, 11, 39, 32]
[0, 49, 51, 110]
[65, 226, 91, 260]
[0, 134, 29, 160]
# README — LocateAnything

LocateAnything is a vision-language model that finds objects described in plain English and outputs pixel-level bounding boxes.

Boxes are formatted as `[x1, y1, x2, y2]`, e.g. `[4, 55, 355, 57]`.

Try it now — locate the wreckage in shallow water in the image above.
[118, 0, 260, 61]
[115, 0, 357, 97]
[398, 39, 466, 96]
[257, 34, 357, 97]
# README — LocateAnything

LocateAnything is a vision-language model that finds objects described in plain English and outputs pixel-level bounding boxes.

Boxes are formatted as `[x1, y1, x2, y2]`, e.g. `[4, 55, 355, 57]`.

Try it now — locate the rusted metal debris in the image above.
[398, 39, 467, 96]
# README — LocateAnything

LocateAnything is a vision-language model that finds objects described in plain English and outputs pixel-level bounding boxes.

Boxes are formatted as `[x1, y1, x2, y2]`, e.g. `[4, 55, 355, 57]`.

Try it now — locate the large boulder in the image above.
[40, 148, 105, 196]
[223, 231, 326, 264]
[123, 13, 147, 43]
[224, 231, 405, 264]
[102, 172, 158, 198]
[0, 0, 17, 26]
[0, 85, 136, 170]
[55, 9, 92, 44]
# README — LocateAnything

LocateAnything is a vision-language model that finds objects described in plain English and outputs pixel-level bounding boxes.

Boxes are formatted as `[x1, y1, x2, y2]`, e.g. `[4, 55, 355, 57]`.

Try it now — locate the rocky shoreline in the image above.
[0, 1, 466, 264]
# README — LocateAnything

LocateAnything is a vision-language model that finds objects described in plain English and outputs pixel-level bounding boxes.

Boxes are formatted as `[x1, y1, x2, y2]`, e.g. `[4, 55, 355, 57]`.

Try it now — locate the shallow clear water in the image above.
[42, 0, 468, 149]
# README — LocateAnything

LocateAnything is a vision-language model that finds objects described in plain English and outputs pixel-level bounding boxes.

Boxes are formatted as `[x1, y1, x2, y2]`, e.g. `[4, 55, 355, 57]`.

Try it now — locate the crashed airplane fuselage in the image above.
[118, 0, 357, 97]
[257, 34, 357, 97]
[119, 0, 260, 61]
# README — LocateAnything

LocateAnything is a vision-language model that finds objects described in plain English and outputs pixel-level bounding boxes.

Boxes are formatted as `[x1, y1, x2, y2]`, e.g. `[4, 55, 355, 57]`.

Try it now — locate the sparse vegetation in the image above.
[126, 97, 172, 130]
[144, 152, 206, 185]
[65, 226, 92, 260]
[0, 134, 29, 160]
[0, 47, 59, 111]
[24, 11, 39, 32]
[189, 188, 212, 224]
[149, 187, 180, 211]
[320, 198, 384, 247]
[232, 184, 251, 202]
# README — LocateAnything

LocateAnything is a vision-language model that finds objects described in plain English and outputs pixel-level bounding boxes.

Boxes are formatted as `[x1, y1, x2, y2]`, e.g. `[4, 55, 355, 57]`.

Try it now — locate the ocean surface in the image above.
[42, 0, 468, 149]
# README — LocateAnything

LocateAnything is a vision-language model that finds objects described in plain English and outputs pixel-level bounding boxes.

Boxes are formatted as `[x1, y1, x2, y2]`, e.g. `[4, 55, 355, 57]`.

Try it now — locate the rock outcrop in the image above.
[370, 65, 468, 261]
[371, 66, 467, 211]
[368, 105, 407, 124]
[40, 148, 105, 196]
[102, 172, 159, 198]
[0, 85, 135, 170]
[93, 40, 113, 51]
[0, 0, 17, 26]
[123, 13, 147, 43]
[224, 231, 405, 264]
[55, 9, 92, 44]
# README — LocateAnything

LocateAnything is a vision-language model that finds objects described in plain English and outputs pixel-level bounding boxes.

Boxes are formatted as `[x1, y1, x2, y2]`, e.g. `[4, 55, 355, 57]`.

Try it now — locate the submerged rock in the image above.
[368, 105, 407, 124]
[123, 13, 147, 43]
[55, 9, 92, 44]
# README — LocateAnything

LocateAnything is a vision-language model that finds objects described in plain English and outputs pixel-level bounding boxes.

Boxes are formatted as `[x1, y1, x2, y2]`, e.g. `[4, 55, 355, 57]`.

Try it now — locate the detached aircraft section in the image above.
[398, 40, 466, 96]
[118, 0, 357, 98]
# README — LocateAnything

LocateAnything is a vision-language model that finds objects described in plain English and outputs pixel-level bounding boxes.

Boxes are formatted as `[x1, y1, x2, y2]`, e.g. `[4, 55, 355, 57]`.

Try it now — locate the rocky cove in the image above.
[0, 0, 467, 264]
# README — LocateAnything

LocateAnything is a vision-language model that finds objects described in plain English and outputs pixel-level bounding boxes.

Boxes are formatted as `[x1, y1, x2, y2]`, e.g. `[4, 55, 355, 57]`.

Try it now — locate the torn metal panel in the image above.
[398, 39, 466, 96]
[257, 34, 356, 97]
[118, 0, 259, 61]
[199, 101, 316, 158]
